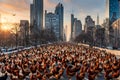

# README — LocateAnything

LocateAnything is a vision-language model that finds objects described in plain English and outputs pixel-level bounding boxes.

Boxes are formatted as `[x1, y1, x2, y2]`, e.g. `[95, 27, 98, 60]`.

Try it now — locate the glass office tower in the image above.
[108, 0, 119, 23]
[55, 3, 64, 41]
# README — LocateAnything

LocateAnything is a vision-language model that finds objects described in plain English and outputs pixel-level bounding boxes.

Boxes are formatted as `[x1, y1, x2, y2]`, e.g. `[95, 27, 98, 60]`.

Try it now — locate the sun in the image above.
[2, 26, 8, 31]
[1, 25, 11, 31]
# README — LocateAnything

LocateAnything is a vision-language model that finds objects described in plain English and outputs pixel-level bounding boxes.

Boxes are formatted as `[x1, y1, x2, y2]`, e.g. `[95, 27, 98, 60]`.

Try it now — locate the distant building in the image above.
[55, 3, 64, 41]
[95, 27, 105, 47]
[45, 11, 60, 40]
[63, 25, 68, 41]
[19, 20, 29, 46]
[102, 18, 110, 46]
[71, 14, 75, 39]
[71, 14, 82, 40]
[73, 19, 82, 38]
[95, 14, 101, 30]
[97, 14, 99, 25]
[112, 19, 120, 47]
[84, 16, 95, 39]
[30, 4, 35, 27]
[84, 16, 95, 32]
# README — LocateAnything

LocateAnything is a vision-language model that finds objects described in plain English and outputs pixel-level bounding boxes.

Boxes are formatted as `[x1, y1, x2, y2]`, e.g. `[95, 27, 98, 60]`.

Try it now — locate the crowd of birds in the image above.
[0, 43, 120, 80]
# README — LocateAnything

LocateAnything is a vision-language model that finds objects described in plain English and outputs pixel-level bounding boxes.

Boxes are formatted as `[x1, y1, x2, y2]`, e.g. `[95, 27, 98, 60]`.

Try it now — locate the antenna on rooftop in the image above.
[71, 9, 74, 15]
[58, 0, 63, 3]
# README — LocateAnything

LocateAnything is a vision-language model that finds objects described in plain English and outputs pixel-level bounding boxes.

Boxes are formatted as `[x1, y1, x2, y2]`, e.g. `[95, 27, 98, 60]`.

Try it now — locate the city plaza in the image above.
[0, 0, 120, 80]
[0, 42, 120, 80]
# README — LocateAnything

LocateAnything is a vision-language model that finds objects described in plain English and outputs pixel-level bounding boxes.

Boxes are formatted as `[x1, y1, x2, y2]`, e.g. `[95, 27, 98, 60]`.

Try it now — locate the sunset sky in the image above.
[0, 0, 106, 40]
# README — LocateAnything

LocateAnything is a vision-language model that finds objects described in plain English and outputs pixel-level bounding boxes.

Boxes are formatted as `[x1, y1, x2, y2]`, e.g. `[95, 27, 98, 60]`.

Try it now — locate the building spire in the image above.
[97, 13, 99, 25]
[58, 0, 62, 4]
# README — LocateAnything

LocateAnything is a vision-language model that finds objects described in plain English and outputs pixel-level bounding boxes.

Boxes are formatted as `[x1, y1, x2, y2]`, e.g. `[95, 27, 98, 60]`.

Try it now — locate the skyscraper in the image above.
[71, 14, 82, 40]
[34, 0, 43, 30]
[19, 20, 29, 46]
[74, 20, 82, 38]
[97, 14, 99, 25]
[84, 16, 95, 33]
[45, 11, 60, 40]
[30, 4, 35, 27]
[84, 16, 95, 39]
[106, 0, 119, 24]
[105, 0, 120, 46]
[30, 0, 43, 31]
[105, 0, 109, 18]
[55, 3, 64, 41]
[71, 14, 75, 39]
[63, 25, 68, 41]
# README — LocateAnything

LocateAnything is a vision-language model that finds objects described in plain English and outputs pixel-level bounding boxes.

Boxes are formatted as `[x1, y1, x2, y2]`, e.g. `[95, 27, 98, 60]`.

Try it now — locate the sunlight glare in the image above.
[1, 25, 11, 31]
[1, 23, 15, 32]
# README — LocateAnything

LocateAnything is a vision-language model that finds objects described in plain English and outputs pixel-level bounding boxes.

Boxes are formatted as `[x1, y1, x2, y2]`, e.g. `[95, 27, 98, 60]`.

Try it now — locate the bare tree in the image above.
[10, 24, 20, 48]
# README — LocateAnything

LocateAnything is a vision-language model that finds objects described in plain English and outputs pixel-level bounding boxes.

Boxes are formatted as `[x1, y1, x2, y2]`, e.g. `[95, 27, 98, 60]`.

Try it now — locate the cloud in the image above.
[0, 0, 106, 23]
[0, 0, 106, 41]
[44, 0, 58, 12]
[0, 0, 30, 23]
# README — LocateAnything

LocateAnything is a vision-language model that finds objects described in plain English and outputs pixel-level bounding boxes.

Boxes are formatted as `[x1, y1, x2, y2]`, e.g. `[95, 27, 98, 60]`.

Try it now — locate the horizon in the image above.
[0, 0, 106, 41]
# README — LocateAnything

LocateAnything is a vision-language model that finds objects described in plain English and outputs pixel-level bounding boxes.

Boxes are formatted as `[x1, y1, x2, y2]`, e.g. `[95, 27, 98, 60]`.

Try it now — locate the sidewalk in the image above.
[106, 49, 120, 58]
[78, 43, 120, 58]
[95, 47, 120, 59]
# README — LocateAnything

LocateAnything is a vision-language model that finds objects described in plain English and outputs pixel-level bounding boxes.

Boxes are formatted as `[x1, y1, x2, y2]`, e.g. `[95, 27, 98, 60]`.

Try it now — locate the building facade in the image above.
[30, 4, 35, 27]
[71, 14, 75, 39]
[110, 0, 119, 23]
[84, 16, 95, 33]
[111, 19, 120, 47]
[71, 14, 82, 40]
[45, 11, 60, 40]
[19, 20, 29, 46]
[102, 18, 110, 45]
[105, 0, 120, 47]
[73, 19, 82, 38]
[84, 16, 95, 39]
[30, 0, 43, 31]
[55, 3, 64, 41]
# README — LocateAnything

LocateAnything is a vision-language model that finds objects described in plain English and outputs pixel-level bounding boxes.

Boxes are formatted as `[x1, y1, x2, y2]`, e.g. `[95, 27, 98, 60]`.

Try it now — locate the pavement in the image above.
[93, 47, 120, 59]
[105, 49, 120, 59]
[78, 43, 120, 59]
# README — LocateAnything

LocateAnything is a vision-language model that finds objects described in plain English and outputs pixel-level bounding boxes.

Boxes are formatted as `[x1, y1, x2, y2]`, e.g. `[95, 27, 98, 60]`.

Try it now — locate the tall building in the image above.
[105, 0, 120, 46]
[84, 16, 95, 39]
[45, 11, 60, 40]
[112, 19, 120, 47]
[84, 16, 95, 33]
[97, 14, 99, 25]
[105, 0, 109, 18]
[102, 18, 110, 45]
[63, 25, 67, 41]
[71, 14, 82, 39]
[74, 20, 82, 37]
[30, 0, 43, 31]
[30, 4, 35, 27]
[19, 20, 29, 46]
[106, 0, 120, 24]
[71, 14, 75, 39]
[55, 3, 64, 41]
[110, 0, 119, 23]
